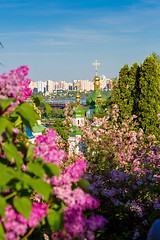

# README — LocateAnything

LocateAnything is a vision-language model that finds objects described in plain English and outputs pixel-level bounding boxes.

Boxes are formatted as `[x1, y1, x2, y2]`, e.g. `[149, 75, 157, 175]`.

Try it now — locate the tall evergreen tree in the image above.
[112, 64, 130, 122]
[110, 63, 139, 122]
[128, 62, 140, 114]
[137, 56, 160, 137]
[151, 51, 160, 65]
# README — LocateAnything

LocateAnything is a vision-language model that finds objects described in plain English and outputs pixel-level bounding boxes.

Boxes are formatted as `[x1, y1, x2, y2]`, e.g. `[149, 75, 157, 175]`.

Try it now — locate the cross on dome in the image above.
[93, 60, 100, 75]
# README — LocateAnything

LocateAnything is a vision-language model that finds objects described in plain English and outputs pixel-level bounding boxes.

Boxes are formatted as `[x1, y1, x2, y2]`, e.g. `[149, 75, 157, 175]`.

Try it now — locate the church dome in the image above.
[72, 105, 86, 118]
[94, 75, 100, 82]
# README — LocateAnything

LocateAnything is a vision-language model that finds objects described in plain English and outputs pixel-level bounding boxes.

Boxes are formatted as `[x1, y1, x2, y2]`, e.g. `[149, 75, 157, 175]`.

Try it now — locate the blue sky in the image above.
[0, 0, 160, 82]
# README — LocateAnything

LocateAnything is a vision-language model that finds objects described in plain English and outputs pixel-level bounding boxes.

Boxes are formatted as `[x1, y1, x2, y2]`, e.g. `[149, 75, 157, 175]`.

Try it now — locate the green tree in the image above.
[50, 119, 69, 148]
[151, 51, 160, 65]
[137, 56, 160, 137]
[68, 101, 76, 114]
[48, 108, 64, 119]
[111, 64, 136, 122]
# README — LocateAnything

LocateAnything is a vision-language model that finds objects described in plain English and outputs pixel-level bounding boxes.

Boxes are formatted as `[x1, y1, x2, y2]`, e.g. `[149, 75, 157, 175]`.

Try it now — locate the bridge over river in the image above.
[49, 102, 87, 109]
[39, 98, 87, 110]
[26, 98, 87, 110]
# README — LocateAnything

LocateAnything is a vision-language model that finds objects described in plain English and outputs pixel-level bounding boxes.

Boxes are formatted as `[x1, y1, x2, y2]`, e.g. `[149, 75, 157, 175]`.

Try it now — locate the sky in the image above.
[0, 0, 160, 82]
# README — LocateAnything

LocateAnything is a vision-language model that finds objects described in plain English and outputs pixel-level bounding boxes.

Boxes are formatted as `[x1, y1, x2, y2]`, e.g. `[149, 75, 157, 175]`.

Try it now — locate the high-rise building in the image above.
[100, 75, 112, 90]
[54, 82, 58, 91]
[73, 79, 94, 91]
[29, 81, 38, 93]
[47, 80, 54, 93]
[37, 81, 47, 93]
[58, 80, 68, 90]
[68, 83, 73, 90]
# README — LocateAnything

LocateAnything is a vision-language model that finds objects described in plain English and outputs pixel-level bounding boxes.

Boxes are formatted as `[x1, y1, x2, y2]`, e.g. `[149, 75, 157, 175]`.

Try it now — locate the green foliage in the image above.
[107, 56, 160, 138]
[32, 95, 51, 116]
[0, 224, 5, 240]
[111, 64, 139, 122]
[47, 208, 64, 232]
[43, 163, 60, 178]
[16, 103, 40, 129]
[137, 56, 160, 138]
[13, 197, 32, 220]
[151, 51, 160, 65]
[44, 108, 64, 119]
[68, 101, 76, 112]
[50, 119, 69, 147]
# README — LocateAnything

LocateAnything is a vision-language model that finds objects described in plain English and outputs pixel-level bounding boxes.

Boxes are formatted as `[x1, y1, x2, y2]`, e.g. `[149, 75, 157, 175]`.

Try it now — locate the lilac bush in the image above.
[0, 66, 106, 239]
[78, 105, 160, 239]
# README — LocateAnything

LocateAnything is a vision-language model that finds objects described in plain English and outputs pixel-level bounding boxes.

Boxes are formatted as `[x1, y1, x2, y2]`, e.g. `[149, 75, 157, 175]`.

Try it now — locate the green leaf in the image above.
[43, 163, 60, 177]
[27, 162, 45, 178]
[0, 98, 16, 113]
[16, 103, 40, 129]
[13, 197, 32, 220]
[0, 196, 7, 217]
[32, 95, 42, 107]
[47, 209, 64, 231]
[3, 142, 23, 169]
[42, 101, 51, 115]
[0, 173, 13, 187]
[0, 224, 5, 240]
[26, 144, 35, 161]
[30, 179, 51, 201]
[0, 117, 7, 134]
[77, 178, 90, 193]
[0, 117, 13, 138]
[14, 115, 23, 127]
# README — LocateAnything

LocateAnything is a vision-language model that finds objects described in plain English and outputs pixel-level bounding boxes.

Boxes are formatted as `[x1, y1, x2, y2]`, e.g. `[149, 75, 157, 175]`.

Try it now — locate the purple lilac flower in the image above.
[0, 65, 32, 102]
[3, 203, 48, 239]
[34, 129, 66, 166]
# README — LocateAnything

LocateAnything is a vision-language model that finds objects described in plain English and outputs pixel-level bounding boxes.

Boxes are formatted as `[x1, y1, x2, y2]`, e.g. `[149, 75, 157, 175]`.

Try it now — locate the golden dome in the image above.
[94, 74, 100, 91]
[76, 92, 80, 106]
[94, 74, 100, 82]
[97, 93, 102, 106]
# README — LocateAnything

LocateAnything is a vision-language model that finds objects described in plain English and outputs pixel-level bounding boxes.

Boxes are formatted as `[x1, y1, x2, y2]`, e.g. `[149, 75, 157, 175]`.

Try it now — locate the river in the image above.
[46, 98, 86, 104]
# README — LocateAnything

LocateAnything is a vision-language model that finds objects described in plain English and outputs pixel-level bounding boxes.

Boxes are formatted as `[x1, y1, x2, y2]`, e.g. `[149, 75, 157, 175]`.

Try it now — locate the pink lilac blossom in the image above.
[34, 128, 66, 166]
[50, 159, 106, 239]
[4, 205, 28, 240]
[4, 203, 48, 240]
[28, 202, 48, 228]
[62, 206, 107, 240]
[0, 65, 32, 102]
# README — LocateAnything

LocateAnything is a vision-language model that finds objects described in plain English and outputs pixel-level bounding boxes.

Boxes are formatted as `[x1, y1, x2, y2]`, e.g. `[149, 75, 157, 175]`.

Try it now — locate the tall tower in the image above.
[86, 60, 107, 117]
[93, 60, 101, 91]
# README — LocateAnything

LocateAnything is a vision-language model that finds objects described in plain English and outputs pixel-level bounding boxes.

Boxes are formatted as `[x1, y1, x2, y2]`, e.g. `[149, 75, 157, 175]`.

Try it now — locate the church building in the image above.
[86, 60, 107, 117]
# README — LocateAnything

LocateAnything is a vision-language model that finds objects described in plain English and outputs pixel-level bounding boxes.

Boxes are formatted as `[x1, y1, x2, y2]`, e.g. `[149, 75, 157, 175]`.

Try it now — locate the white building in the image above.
[29, 81, 38, 92]
[47, 80, 54, 93]
[73, 79, 94, 91]
[100, 75, 112, 90]
[37, 81, 47, 93]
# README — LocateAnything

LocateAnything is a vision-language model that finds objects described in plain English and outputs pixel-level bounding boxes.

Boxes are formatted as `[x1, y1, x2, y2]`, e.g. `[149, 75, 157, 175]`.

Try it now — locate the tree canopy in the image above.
[106, 56, 160, 138]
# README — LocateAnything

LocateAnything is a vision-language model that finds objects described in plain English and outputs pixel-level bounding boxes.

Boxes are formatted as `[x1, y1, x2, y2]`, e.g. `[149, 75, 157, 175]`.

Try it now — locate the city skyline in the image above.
[29, 74, 112, 93]
[0, 0, 160, 82]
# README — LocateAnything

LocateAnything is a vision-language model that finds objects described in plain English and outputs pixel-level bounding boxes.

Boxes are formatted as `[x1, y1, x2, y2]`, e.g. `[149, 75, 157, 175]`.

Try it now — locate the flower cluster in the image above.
[79, 107, 160, 239]
[0, 65, 32, 102]
[0, 66, 106, 240]
[3, 203, 48, 240]
[34, 128, 66, 166]
[50, 159, 107, 239]
[33, 128, 106, 239]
